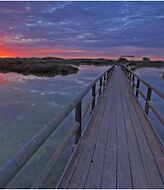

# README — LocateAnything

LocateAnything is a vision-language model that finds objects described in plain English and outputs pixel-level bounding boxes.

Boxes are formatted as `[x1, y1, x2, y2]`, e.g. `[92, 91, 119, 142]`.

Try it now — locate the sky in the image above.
[0, 1, 164, 60]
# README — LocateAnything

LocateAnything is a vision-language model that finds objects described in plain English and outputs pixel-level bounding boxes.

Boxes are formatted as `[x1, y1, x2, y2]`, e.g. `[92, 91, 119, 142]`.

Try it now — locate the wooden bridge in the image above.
[0, 65, 163, 188]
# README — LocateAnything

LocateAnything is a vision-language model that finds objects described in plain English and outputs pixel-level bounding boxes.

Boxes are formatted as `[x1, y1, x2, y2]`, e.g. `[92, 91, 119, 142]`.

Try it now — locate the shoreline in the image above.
[124, 61, 164, 70]
[0, 57, 164, 77]
[0, 58, 79, 77]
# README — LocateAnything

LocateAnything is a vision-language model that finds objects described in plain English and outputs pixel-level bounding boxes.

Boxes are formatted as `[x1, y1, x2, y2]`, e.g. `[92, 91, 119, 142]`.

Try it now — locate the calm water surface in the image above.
[0, 65, 109, 188]
[0, 66, 163, 188]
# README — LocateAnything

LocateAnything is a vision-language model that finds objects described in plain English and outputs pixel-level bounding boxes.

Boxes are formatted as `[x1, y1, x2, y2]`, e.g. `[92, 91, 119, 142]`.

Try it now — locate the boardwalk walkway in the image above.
[58, 66, 164, 189]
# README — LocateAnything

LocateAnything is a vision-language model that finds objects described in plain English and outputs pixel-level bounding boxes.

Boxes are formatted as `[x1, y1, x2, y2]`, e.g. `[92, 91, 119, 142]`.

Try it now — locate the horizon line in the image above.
[0, 56, 164, 62]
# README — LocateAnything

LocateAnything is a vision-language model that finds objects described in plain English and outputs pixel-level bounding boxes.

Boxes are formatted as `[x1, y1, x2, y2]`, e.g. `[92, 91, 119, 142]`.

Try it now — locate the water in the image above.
[0, 65, 109, 188]
[0, 65, 163, 188]
[135, 67, 164, 143]
[135, 67, 164, 93]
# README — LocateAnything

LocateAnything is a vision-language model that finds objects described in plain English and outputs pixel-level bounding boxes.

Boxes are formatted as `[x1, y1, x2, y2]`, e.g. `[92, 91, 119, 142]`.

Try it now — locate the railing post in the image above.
[136, 78, 140, 98]
[127, 71, 130, 80]
[92, 84, 96, 111]
[99, 77, 102, 95]
[126, 70, 129, 77]
[106, 72, 109, 83]
[101, 76, 104, 92]
[107, 71, 109, 79]
[75, 101, 82, 144]
[104, 74, 106, 87]
[129, 72, 132, 83]
[145, 87, 152, 115]
[132, 74, 135, 90]
[103, 75, 106, 90]
[106, 72, 109, 81]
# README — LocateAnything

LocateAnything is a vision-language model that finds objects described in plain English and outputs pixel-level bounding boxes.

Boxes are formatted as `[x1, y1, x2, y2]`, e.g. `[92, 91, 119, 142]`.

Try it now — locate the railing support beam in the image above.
[145, 87, 152, 115]
[92, 84, 96, 111]
[132, 74, 135, 90]
[75, 101, 82, 144]
[136, 79, 140, 98]
[99, 77, 102, 95]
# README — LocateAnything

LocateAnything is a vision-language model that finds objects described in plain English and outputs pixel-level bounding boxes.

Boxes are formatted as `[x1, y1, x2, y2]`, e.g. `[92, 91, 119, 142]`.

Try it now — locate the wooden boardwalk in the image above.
[58, 66, 164, 189]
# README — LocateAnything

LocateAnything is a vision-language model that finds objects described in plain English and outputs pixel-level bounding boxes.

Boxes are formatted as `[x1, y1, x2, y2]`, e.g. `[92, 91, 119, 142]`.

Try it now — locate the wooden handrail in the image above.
[148, 102, 164, 126]
[0, 65, 115, 188]
[122, 65, 164, 99]
[122, 64, 164, 126]
[32, 122, 79, 188]
[82, 97, 94, 119]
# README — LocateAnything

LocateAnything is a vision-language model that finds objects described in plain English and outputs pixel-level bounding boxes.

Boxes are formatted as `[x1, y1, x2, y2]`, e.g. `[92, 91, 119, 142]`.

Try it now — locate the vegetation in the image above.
[64, 58, 116, 66]
[0, 58, 79, 77]
[0, 57, 116, 77]
[124, 60, 164, 70]
[0, 57, 163, 77]
[116, 56, 164, 69]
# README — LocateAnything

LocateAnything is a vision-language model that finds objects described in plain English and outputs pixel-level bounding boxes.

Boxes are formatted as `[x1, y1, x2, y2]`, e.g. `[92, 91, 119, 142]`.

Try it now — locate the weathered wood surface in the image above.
[57, 66, 164, 189]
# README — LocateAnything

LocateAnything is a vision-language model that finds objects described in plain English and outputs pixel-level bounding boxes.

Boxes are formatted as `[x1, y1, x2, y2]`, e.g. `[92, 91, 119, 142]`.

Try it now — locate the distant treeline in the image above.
[123, 60, 164, 70]
[0, 57, 163, 77]
[0, 57, 116, 66]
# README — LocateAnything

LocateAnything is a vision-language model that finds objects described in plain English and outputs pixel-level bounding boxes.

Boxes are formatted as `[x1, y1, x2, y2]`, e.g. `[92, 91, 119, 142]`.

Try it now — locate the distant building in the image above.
[118, 55, 135, 62]
[118, 57, 128, 62]
[143, 57, 150, 62]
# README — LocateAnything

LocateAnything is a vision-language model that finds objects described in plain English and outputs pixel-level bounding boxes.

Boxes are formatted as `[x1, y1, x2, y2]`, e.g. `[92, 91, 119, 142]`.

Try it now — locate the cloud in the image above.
[0, 2, 163, 60]
[45, 2, 71, 13]
[1, 35, 46, 45]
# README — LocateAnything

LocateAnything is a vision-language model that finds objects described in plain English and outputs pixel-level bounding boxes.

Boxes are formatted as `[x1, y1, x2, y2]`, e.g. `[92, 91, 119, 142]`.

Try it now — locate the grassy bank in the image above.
[124, 61, 164, 70]
[0, 57, 164, 77]
[0, 58, 79, 77]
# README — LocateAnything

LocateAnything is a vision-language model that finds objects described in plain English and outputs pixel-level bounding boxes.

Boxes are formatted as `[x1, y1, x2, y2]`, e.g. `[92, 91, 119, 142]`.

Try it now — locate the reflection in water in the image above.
[0, 65, 109, 188]
[135, 67, 164, 92]
[0, 73, 11, 84]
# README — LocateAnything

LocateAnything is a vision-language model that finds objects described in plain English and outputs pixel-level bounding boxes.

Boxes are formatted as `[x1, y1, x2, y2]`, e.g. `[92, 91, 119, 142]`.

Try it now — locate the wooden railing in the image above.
[122, 65, 164, 127]
[0, 65, 115, 188]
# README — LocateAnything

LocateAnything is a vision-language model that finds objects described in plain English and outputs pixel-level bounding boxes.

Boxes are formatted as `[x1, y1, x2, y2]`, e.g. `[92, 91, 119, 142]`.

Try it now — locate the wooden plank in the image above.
[67, 82, 111, 188]
[84, 74, 115, 188]
[58, 66, 164, 189]
[56, 140, 84, 188]
[122, 73, 164, 188]
[116, 69, 132, 188]
[101, 148, 117, 188]
[119, 68, 149, 188]
[68, 143, 94, 188]
[58, 94, 107, 188]
[100, 93, 117, 188]
[84, 144, 105, 188]
[122, 72, 164, 186]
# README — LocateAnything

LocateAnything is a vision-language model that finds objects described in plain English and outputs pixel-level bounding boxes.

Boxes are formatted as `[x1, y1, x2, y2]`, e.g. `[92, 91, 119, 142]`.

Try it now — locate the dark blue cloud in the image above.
[0, 1, 164, 59]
